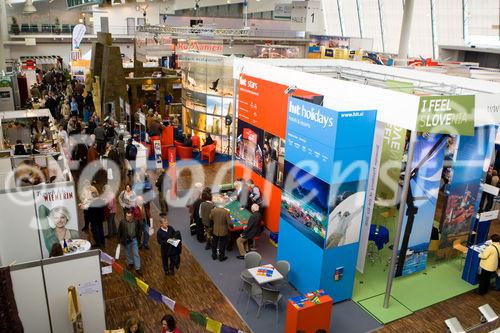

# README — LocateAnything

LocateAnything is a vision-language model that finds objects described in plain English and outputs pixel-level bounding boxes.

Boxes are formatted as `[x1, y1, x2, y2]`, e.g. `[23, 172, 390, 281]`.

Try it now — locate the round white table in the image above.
[60, 239, 91, 255]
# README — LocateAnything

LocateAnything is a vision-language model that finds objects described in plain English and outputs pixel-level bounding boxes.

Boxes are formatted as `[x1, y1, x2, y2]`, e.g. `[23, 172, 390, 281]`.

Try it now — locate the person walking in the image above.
[78, 180, 97, 232]
[134, 196, 151, 250]
[87, 191, 106, 248]
[103, 185, 117, 237]
[478, 234, 500, 295]
[118, 184, 137, 213]
[199, 190, 215, 250]
[210, 206, 233, 262]
[125, 138, 138, 176]
[157, 214, 177, 275]
[118, 210, 142, 275]
[236, 204, 262, 259]
[156, 169, 172, 214]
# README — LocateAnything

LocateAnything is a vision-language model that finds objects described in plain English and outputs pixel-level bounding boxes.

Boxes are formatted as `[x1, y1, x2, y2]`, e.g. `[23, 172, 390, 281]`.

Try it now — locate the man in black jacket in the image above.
[125, 139, 137, 176]
[236, 204, 262, 259]
[118, 210, 142, 275]
[155, 169, 171, 214]
[87, 192, 106, 248]
[157, 214, 177, 275]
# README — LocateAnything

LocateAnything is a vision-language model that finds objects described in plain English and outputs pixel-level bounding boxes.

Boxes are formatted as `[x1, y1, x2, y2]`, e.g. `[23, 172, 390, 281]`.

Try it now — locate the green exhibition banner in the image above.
[385, 80, 414, 94]
[416, 95, 475, 136]
[375, 124, 406, 205]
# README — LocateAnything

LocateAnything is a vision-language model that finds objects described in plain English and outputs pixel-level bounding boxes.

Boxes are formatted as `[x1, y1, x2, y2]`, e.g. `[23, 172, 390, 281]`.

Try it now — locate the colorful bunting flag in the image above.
[174, 303, 190, 318]
[161, 295, 176, 311]
[206, 317, 222, 333]
[100, 251, 114, 265]
[148, 287, 163, 303]
[136, 278, 149, 294]
[122, 270, 137, 287]
[190, 311, 207, 327]
[102, 252, 244, 333]
[111, 261, 123, 275]
[220, 325, 238, 333]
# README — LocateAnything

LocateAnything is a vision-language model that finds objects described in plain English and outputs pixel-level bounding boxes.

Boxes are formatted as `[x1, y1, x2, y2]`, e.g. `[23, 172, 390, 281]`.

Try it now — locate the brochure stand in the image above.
[285, 290, 333, 333]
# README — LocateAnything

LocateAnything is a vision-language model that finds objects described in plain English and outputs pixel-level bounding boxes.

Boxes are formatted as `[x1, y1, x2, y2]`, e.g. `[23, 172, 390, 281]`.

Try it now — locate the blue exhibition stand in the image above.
[277, 98, 377, 302]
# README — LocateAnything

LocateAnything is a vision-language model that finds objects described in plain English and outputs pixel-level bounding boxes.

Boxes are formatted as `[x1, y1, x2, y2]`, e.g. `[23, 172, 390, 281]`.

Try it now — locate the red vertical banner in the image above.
[168, 147, 177, 199]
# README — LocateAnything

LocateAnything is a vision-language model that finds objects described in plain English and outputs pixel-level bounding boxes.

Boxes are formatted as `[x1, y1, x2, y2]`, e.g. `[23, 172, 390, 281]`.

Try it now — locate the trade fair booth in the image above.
[0, 109, 106, 333]
[232, 58, 500, 324]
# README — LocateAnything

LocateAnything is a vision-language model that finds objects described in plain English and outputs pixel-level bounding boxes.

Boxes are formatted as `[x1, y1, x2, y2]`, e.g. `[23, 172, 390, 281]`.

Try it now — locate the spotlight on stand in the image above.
[444, 317, 465, 333]
[284, 85, 297, 95]
[478, 304, 498, 323]
[22, 0, 37, 14]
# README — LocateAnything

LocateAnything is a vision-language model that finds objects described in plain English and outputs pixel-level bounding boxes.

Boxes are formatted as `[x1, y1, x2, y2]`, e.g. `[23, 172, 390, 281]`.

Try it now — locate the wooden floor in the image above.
[76, 162, 500, 333]
[76, 163, 248, 333]
[379, 288, 500, 332]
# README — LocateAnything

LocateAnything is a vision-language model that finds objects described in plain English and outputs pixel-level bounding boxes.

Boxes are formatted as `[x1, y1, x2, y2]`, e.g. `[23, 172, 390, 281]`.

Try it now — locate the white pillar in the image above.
[397, 0, 415, 60]
[0, 0, 9, 72]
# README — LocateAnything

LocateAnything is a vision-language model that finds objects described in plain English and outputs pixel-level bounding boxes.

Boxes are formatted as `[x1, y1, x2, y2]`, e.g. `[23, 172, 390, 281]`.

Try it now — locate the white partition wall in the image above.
[0, 188, 41, 266]
[6, 250, 106, 333]
[10, 265, 51, 333]
[43, 252, 106, 333]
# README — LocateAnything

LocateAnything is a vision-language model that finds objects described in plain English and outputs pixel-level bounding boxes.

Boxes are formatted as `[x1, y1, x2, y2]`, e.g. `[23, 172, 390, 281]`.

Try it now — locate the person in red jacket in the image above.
[160, 314, 180, 333]
[87, 143, 99, 163]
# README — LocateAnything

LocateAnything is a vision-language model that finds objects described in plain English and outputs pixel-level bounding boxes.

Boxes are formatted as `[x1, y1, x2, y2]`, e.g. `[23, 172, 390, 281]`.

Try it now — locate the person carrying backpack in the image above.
[125, 138, 137, 176]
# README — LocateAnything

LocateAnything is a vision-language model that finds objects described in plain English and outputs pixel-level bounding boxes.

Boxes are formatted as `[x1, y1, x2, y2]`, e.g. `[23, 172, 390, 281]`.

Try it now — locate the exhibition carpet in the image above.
[158, 195, 382, 333]
[353, 250, 475, 324]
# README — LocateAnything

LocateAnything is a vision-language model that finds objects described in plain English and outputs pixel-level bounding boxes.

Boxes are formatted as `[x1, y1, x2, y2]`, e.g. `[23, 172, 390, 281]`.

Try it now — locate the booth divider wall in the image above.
[8, 250, 106, 333]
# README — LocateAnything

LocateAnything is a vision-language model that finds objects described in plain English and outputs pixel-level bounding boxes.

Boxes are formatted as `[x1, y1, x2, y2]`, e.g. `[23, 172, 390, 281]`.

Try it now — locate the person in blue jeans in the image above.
[118, 210, 142, 275]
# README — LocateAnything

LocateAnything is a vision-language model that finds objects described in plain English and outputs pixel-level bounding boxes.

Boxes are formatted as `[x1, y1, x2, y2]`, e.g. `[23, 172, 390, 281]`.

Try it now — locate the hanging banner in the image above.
[72, 24, 86, 50]
[35, 185, 80, 257]
[396, 134, 447, 277]
[375, 124, 406, 206]
[416, 95, 475, 136]
[439, 125, 497, 249]
[153, 140, 163, 169]
[357, 121, 385, 272]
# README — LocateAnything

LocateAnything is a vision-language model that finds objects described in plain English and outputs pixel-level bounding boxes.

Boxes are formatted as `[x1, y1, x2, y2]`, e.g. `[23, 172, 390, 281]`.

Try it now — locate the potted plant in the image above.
[11, 17, 20, 35]
[54, 17, 61, 34]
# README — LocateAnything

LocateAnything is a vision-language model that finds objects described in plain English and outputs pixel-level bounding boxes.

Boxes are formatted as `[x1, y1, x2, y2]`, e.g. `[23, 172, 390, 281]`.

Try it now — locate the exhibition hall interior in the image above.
[1, 0, 500, 332]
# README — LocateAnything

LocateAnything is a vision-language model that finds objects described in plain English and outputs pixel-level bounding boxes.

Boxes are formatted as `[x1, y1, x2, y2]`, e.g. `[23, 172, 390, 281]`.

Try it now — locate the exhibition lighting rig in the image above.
[287, 65, 492, 96]
[137, 24, 251, 39]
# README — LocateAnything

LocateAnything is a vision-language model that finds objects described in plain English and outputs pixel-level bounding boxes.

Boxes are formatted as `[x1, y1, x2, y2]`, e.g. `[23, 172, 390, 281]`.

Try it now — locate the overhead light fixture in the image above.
[22, 0, 37, 14]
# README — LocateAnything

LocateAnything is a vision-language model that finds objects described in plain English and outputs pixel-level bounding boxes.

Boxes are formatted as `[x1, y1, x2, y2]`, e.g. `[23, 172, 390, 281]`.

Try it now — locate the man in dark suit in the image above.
[156, 214, 177, 275]
[236, 204, 262, 259]
[210, 206, 234, 261]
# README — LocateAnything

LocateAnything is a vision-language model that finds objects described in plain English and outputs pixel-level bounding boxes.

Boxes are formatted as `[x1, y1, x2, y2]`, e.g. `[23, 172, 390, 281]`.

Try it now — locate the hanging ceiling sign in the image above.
[416, 95, 475, 136]
[72, 24, 87, 50]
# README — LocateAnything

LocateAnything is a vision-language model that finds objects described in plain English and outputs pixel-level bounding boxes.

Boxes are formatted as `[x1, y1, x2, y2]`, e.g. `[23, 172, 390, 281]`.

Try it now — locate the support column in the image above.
[377, 0, 386, 52]
[336, 0, 345, 37]
[355, 0, 364, 38]
[430, 0, 437, 59]
[0, 0, 9, 72]
[397, 0, 415, 60]
[462, 0, 470, 45]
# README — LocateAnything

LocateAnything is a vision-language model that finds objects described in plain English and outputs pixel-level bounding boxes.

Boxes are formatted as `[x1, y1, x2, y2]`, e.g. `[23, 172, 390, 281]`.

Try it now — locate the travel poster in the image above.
[235, 119, 264, 175]
[326, 180, 367, 249]
[35, 185, 79, 257]
[281, 161, 330, 248]
[439, 125, 497, 249]
[396, 134, 447, 277]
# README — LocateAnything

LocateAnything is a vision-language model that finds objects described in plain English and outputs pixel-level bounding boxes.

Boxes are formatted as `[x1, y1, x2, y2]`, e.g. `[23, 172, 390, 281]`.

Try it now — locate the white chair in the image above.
[256, 285, 282, 324]
[270, 260, 290, 287]
[241, 251, 262, 280]
[237, 275, 262, 314]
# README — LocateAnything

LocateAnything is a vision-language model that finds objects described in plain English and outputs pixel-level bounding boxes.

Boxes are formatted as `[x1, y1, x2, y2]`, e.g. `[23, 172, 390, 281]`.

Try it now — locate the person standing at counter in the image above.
[125, 138, 138, 176]
[478, 234, 500, 295]
[210, 205, 233, 262]
[200, 190, 215, 250]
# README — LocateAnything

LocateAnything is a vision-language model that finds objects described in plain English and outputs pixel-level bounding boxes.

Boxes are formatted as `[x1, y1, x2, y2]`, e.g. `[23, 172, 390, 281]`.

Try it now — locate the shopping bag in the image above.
[148, 218, 154, 236]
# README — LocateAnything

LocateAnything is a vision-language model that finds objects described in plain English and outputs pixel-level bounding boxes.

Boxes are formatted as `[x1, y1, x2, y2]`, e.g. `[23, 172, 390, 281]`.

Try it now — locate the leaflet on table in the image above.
[167, 238, 180, 247]
[256, 268, 274, 277]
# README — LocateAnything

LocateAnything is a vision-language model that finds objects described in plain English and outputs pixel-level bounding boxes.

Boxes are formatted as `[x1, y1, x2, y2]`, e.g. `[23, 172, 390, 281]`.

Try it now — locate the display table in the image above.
[285, 290, 333, 333]
[60, 239, 91, 256]
[248, 264, 284, 285]
[462, 241, 488, 284]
